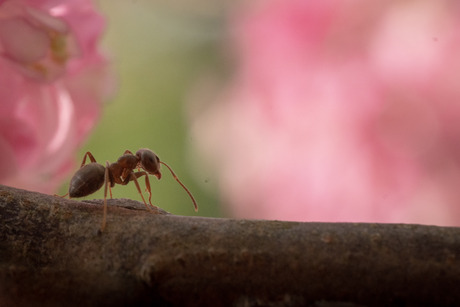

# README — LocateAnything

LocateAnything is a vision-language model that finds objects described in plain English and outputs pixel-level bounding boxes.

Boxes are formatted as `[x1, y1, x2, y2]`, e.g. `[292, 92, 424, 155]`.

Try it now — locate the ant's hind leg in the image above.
[56, 152, 99, 200]
[56, 152, 99, 201]
[54, 192, 69, 198]
[80, 152, 98, 168]
[101, 162, 110, 232]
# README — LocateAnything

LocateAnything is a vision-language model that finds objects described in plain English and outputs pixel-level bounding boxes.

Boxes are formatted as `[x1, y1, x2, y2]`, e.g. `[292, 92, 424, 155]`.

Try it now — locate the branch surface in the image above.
[0, 184, 459, 306]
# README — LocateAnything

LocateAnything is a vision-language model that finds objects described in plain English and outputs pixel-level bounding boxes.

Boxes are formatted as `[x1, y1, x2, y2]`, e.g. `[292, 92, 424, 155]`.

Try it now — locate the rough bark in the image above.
[0, 184, 459, 306]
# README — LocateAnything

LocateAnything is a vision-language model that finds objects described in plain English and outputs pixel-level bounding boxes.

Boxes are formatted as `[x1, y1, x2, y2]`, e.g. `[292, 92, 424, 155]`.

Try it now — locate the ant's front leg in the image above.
[129, 171, 155, 210]
[127, 171, 149, 209]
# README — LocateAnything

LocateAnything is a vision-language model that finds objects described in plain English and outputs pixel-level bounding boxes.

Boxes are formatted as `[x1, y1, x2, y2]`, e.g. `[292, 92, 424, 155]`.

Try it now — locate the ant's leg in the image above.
[128, 172, 152, 211]
[144, 174, 152, 205]
[132, 171, 153, 206]
[80, 151, 97, 168]
[54, 192, 69, 198]
[57, 152, 99, 200]
[101, 162, 110, 232]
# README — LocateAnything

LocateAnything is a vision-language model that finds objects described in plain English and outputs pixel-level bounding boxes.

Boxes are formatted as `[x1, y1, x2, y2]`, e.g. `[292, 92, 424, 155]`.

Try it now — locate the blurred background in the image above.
[59, 0, 227, 217]
[61, 0, 460, 225]
[4, 0, 460, 225]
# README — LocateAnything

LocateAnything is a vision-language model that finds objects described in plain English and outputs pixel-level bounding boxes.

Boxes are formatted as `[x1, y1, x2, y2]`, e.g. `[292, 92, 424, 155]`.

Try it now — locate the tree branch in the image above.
[0, 184, 459, 306]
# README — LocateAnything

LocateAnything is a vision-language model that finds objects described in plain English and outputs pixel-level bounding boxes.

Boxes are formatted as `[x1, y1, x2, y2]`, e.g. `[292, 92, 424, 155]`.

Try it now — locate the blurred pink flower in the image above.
[0, 0, 113, 193]
[192, 0, 460, 226]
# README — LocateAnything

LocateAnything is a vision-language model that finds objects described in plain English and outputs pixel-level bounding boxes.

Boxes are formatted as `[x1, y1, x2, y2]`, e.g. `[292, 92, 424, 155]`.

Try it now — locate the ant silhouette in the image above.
[59, 148, 198, 231]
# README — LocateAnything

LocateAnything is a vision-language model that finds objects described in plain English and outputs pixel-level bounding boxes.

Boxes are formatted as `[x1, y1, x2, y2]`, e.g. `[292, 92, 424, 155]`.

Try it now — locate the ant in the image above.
[59, 148, 198, 231]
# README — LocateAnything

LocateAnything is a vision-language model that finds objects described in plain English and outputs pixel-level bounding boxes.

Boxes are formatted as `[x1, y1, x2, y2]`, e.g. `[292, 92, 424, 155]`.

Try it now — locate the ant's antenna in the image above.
[160, 161, 198, 211]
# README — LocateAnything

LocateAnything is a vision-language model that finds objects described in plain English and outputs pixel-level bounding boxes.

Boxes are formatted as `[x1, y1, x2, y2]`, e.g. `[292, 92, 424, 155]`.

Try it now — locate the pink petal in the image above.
[0, 17, 49, 63]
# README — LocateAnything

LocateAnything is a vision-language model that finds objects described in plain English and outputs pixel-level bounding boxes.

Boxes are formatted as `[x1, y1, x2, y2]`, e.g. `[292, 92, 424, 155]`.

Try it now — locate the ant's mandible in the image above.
[59, 148, 198, 231]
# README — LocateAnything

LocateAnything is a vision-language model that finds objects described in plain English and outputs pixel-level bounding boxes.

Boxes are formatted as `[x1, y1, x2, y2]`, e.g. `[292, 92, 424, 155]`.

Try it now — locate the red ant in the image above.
[59, 148, 198, 231]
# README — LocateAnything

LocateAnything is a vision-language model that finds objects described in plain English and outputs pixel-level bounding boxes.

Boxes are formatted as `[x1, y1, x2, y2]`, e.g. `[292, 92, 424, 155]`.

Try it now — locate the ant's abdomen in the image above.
[69, 163, 106, 198]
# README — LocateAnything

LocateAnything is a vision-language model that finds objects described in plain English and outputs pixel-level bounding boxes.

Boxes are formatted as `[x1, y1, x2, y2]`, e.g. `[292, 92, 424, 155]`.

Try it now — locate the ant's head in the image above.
[136, 148, 161, 179]
[136, 147, 198, 212]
